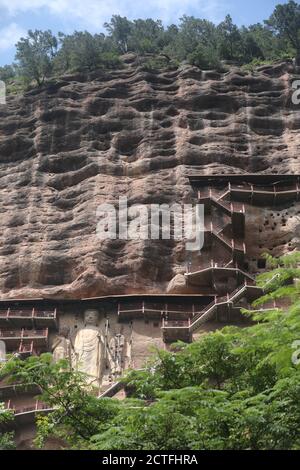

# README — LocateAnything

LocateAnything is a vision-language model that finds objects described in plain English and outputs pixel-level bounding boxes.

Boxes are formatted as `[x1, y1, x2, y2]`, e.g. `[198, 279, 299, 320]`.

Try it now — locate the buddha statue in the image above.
[73, 309, 104, 386]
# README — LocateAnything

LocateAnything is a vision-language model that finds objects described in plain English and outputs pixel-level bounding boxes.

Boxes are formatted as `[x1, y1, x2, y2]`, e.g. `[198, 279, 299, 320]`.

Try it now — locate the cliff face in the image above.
[0, 57, 299, 299]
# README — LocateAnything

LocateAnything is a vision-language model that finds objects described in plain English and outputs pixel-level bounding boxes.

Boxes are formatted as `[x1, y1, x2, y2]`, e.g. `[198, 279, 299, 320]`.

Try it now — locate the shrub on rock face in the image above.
[188, 44, 221, 70]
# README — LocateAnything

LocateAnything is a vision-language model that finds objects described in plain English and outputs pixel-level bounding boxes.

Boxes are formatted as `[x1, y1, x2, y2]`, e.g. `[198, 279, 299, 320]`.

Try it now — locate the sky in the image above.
[0, 0, 290, 66]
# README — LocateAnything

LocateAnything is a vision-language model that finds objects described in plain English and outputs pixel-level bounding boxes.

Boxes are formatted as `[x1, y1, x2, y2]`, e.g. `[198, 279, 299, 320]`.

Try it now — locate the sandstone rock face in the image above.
[0, 60, 300, 299]
[167, 274, 187, 294]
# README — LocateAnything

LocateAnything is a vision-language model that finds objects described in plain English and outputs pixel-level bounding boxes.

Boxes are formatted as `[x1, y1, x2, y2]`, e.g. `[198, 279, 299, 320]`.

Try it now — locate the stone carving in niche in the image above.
[73, 309, 104, 386]
[52, 326, 72, 363]
[107, 333, 125, 380]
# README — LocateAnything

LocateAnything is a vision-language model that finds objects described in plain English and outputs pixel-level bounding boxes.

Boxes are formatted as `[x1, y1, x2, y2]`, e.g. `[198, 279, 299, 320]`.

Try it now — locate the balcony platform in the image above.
[190, 174, 300, 206]
[185, 263, 254, 288]
[0, 328, 49, 353]
[1, 401, 53, 430]
[0, 308, 57, 329]
[117, 296, 215, 322]
[161, 320, 192, 343]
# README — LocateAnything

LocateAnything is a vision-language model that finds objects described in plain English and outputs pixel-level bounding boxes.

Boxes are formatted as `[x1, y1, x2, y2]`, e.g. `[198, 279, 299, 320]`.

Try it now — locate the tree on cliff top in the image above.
[15, 30, 58, 86]
[104, 15, 133, 54]
[266, 1, 300, 63]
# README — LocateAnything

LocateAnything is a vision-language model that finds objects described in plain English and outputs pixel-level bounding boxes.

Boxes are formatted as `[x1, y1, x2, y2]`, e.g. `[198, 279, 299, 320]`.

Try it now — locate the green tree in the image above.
[54, 31, 119, 73]
[15, 30, 58, 86]
[188, 43, 221, 70]
[129, 19, 165, 54]
[104, 15, 133, 53]
[266, 1, 300, 63]
[3, 354, 120, 448]
[0, 403, 15, 450]
[0, 65, 17, 82]
[218, 15, 242, 61]
[239, 27, 264, 63]
[0, 361, 15, 450]
[164, 16, 218, 62]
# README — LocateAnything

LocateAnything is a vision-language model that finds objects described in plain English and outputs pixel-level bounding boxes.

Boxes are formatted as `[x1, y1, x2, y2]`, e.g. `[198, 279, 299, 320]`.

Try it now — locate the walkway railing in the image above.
[230, 183, 300, 203]
[0, 328, 48, 339]
[5, 399, 52, 416]
[18, 342, 34, 355]
[210, 222, 246, 254]
[118, 302, 209, 319]
[198, 188, 245, 215]
[186, 260, 255, 282]
[162, 278, 267, 336]
[0, 308, 56, 319]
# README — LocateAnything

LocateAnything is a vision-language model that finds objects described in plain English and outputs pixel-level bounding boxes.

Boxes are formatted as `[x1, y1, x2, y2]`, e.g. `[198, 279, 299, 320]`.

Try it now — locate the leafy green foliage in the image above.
[2, 354, 120, 448]
[0, 2, 296, 92]
[188, 43, 221, 70]
[104, 15, 133, 54]
[15, 30, 58, 86]
[266, 1, 300, 61]
[0, 403, 15, 450]
[218, 15, 242, 61]
[0, 65, 17, 82]
[54, 32, 120, 73]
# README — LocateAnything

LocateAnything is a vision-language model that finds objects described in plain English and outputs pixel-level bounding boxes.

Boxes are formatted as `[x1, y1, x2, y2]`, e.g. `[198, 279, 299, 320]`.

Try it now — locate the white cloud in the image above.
[0, 22, 26, 51]
[0, 0, 228, 29]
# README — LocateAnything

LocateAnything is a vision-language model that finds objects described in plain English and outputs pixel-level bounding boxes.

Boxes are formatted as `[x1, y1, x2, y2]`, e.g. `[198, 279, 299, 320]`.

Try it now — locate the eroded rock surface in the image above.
[0, 59, 300, 299]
